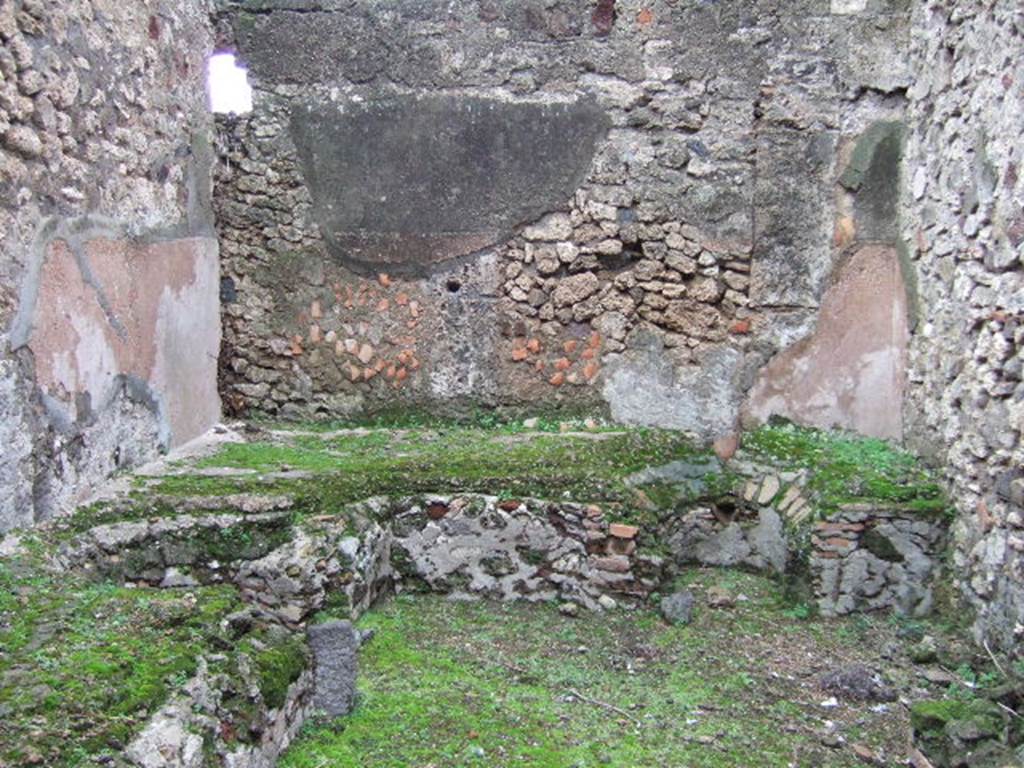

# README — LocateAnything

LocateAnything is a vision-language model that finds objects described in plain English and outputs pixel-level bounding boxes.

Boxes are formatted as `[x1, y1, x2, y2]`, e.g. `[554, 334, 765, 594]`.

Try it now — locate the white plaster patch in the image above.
[831, 0, 867, 14]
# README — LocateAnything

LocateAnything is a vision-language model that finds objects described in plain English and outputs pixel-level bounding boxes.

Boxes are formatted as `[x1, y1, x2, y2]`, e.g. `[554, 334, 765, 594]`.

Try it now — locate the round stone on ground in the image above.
[660, 590, 695, 625]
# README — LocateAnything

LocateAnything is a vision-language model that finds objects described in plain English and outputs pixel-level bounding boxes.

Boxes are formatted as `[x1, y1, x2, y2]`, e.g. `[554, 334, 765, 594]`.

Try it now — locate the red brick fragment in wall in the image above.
[978, 498, 995, 533]
[549, 372, 565, 386]
[591, 0, 616, 36]
[563, 340, 578, 354]
[526, 337, 541, 354]
[637, 8, 653, 25]
[730, 319, 751, 334]
[609, 523, 639, 539]
[834, 216, 856, 249]
[583, 362, 599, 380]
[427, 502, 449, 520]
[554, 357, 571, 371]
[824, 537, 854, 549]
[512, 348, 528, 362]
[815, 522, 865, 533]
[713, 432, 739, 460]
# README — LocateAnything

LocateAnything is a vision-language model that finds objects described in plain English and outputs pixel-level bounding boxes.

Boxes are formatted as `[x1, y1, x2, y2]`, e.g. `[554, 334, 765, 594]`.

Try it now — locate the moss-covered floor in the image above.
[65, 415, 948, 537]
[0, 549, 244, 766]
[0, 416, 971, 767]
[283, 572, 926, 768]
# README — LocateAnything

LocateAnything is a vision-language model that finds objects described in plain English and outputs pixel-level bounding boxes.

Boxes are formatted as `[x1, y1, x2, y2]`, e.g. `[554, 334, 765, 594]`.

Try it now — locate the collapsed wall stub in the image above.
[213, 0, 915, 436]
[0, 1, 222, 533]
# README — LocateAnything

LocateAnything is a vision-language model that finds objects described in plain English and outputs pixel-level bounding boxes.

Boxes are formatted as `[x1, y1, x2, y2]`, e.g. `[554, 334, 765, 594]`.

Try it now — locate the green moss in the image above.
[280, 582, 911, 768]
[910, 699, 972, 733]
[838, 121, 905, 192]
[0, 560, 243, 767]
[144, 424, 704, 524]
[244, 632, 308, 711]
[744, 420, 950, 519]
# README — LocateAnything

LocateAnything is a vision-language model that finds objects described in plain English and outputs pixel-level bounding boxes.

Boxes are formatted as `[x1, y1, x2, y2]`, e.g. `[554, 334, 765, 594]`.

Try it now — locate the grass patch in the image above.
[142, 425, 705, 524]
[0, 555, 243, 767]
[744, 420, 949, 517]
[283, 575, 911, 767]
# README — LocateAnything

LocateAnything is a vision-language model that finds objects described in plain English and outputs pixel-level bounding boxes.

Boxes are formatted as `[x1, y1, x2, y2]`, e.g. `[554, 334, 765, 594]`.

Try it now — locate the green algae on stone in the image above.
[743, 420, 949, 518]
[146, 423, 704, 523]
[242, 630, 309, 711]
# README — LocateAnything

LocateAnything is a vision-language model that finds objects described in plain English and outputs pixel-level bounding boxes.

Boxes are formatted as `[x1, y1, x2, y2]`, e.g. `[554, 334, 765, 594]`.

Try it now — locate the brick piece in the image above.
[609, 523, 639, 539]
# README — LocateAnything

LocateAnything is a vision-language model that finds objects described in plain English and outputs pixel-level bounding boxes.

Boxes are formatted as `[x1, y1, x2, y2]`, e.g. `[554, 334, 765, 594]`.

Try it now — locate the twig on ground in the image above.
[982, 639, 1008, 679]
[565, 687, 641, 726]
[939, 666, 977, 689]
[997, 701, 1022, 719]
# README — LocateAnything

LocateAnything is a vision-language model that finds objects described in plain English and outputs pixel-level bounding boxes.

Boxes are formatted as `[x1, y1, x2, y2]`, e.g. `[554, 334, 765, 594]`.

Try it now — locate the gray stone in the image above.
[307, 620, 359, 717]
[660, 590, 695, 625]
[597, 594, 617, 611]
[695, 523, 752, 567]
[749, 508, 787, 574]
[819, 665, 896, 703]
[625, 457, 723, 488]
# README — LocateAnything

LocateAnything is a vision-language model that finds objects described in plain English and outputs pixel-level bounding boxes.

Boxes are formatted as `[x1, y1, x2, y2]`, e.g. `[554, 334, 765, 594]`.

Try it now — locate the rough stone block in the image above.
[307, 620, 359, 717]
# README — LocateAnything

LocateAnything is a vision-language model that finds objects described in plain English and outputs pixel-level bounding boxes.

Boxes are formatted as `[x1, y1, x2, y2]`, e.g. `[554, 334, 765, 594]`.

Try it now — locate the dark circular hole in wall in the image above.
[446, 279, 462, 293]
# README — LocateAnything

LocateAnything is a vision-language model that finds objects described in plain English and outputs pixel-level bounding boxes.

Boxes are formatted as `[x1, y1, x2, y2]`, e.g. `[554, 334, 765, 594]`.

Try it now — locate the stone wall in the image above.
[901, 1, 1024, 655]
[66, 488, 945, 623]
[0, 0, 221, 532]
[213, 0, 914, 440]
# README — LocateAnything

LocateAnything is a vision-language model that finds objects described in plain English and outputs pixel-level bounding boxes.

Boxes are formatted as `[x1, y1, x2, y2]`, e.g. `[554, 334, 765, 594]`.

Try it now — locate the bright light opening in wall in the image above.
[207, 52, 253, 114]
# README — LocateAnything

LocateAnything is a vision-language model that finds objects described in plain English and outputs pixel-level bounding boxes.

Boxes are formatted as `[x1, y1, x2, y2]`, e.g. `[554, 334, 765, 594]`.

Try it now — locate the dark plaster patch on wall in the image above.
[839, 120, 904, 243]
[289, 94, 609, 275]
